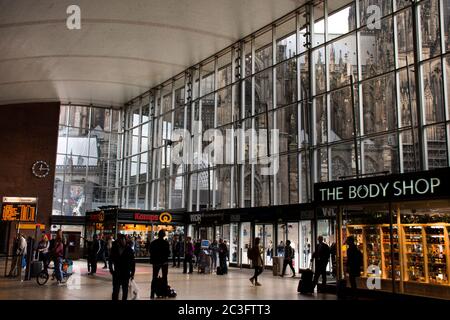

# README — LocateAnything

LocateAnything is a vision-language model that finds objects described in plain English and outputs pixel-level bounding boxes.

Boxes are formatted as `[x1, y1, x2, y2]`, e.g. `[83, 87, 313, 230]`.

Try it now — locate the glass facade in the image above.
[53, 104, 122, 216]
[121, 0, 450, 211]
[47, 0, 450, 299]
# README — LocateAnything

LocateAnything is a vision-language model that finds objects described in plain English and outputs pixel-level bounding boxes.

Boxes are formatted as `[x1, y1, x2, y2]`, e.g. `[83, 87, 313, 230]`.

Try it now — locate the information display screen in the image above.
[1, 203, 37, 222]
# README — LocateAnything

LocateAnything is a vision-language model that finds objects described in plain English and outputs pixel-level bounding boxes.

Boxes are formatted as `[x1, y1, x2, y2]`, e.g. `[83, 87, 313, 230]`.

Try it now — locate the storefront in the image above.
[50, 215, 86, 260]
[315, 168, 450, 300]
[86, 208, 185, 259]
[187, 204, 329, 273]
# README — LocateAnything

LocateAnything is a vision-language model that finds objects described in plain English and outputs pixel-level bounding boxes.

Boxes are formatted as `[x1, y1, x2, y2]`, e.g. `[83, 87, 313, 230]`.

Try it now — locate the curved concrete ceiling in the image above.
[0, 0, 306, 108]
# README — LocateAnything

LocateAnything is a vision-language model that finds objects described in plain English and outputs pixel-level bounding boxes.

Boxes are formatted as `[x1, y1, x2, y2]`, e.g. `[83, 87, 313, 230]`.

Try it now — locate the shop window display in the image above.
[117, 224, 184, 258]
[341, 201, 450, 298]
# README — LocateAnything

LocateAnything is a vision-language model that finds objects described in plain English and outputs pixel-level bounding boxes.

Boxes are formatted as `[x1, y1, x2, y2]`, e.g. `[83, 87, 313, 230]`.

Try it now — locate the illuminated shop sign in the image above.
[134, 212, 173, 223]
[134, 213, 159, 222]
[314, 168, 450, 205]
[88, 211, 105, 223]
[159, 212, 172, 223]
[189, 213, 224, 223]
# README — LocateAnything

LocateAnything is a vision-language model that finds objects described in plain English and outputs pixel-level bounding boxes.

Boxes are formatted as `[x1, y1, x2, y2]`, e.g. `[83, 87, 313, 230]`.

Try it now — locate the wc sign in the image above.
[314, 168, 450, 205]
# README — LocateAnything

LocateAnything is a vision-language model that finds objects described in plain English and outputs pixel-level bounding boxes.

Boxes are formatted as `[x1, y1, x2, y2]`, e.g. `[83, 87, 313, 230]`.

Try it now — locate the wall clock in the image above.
[32, 161, 50, 178]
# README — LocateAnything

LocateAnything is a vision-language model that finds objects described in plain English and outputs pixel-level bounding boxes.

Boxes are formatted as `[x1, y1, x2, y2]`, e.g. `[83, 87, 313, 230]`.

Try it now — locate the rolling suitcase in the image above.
[154, 277, 168, 297]
[298, 269, 314, 294]
[298, 261, 314, 294]
[216, 266, 223, 275]
[336, 279, 347, 299]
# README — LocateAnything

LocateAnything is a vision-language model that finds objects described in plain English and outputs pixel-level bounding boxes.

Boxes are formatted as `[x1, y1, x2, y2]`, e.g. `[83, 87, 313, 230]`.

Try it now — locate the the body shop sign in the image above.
[314, 168, 450, 205]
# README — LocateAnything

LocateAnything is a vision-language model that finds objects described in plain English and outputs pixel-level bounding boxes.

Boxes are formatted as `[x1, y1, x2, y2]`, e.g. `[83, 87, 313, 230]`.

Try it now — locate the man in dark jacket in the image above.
[183, 237, 194, 274]
[280, 240, 296, 277]
[171, 235, 181, 268]
[312, 236, 330, 290]
[89, 234, 101, 275]
[218, 239, 228, 274]
[346, 236, 363, 298]
[149, 230, 170, 299]
[109, 233, 135, 300]
[99, 234, 108, 269]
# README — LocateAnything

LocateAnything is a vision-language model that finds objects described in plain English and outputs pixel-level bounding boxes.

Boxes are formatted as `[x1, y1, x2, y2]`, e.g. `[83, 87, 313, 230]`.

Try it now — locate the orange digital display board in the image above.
[1, 203, 37, 222]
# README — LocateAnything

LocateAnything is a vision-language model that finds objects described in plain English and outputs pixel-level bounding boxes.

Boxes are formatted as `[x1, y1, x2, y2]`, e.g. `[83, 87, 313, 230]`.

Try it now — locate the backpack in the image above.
[247, 247, 256, 260]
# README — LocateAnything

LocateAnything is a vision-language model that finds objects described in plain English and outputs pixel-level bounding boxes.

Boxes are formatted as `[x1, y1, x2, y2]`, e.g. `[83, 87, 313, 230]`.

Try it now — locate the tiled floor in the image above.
[0, 260, 336, 300]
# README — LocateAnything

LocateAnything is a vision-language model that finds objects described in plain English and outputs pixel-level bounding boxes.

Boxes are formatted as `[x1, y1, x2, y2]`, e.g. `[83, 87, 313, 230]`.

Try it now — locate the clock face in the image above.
[32, 161, 50, 178]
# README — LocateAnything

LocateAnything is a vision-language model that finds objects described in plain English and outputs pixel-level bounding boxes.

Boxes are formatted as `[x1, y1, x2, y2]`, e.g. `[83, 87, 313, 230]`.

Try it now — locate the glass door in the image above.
[299, 221, 312, 269]
[255, 224, 274, 266]
[240, 222, 251, 265]
[277, 224, 287, 257]
[264, 225, 274, 266]
[317, 219, 336, 272]
[230, 223, 238, 263]
[287, 223, 299, 274]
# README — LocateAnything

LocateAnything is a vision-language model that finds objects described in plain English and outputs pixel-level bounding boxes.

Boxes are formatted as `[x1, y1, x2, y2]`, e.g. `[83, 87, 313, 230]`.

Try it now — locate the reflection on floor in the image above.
[0, 260, 337, 300]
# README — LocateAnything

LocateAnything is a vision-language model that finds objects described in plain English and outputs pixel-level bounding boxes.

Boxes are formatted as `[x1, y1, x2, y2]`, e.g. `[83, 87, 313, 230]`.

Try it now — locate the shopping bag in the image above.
[129, 279, 140, 300]
[21, 256, 27, 269]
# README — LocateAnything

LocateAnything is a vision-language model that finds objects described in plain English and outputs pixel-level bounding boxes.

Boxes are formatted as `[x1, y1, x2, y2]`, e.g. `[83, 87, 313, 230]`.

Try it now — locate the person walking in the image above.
[109, 233, 135, 300]
[218, 238, 228, 274]
[37, 234, 50, 272]
[183, 237, 194, 274]
[280, 240, 296, 277]
[312, 236, 330, 291]
[149, 230, 170, 299]
[99, 234, 108, 269]
[346, 236, 363, 298]
[8, 234, 27, 278]
[53, 233, 65, 285]
[194, 240, 201, 267]
[89, 234, 101, 275]
[171, 235, 181, 268]
[248, 237, 264, 286]
[209, 240, 219, 271]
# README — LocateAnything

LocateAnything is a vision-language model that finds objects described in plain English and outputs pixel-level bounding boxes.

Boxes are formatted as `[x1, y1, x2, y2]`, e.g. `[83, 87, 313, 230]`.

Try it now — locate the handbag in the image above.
[129, 279, 140, 300]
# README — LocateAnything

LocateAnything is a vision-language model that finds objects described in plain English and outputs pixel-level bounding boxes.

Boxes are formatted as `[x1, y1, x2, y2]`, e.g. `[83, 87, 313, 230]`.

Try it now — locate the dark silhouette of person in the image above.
[99, 234, 108, 269]
[218, 238, 229, 274]
[312, 236, 330, 291]
[346, 236, 363, 298]
[280, 240, 296, 277]
[248, 237, 264, 286]
[183, 237, 194, 274]
[149, 230, 170, 299]
[171, 235, 181, 268]
[89, 234, 101, 275]
[194, 240, 201, 266]
[109, 233, 135, 300]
